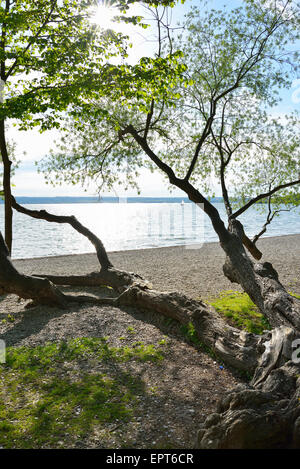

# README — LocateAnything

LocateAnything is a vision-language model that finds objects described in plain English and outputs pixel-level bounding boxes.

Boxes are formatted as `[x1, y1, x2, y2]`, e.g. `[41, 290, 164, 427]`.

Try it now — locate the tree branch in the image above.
[11, 196, 113, 269]
[121, 124, 231, 244]
[230, 178, 300, 219]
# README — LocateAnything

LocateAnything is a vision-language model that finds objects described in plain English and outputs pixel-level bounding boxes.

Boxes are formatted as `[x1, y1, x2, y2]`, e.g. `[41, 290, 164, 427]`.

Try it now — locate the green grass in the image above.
[209, 290, 271, 335]
[0, 337, 165, 449]
[290, 291, 300, 300]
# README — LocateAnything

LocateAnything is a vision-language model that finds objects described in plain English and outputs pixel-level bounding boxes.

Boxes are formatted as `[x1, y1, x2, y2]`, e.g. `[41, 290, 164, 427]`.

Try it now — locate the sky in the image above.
[7, 0, 300, 198]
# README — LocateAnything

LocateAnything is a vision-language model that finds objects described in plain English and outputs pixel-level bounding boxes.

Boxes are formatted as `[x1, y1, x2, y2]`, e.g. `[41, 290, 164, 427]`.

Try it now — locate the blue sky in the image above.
[9, 0, 300, 198]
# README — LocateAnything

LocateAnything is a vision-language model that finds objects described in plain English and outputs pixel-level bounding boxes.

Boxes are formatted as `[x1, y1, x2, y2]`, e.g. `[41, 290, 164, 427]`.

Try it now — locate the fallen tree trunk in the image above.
[115, 285, 265, 372]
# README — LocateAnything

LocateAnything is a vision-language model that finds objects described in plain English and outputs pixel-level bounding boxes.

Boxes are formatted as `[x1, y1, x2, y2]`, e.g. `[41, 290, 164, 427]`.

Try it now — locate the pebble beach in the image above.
[12, 233, 300, 301]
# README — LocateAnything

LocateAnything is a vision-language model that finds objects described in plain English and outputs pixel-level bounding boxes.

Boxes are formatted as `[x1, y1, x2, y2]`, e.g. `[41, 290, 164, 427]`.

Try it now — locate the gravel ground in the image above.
[1, 234, 299, 448]
[13, 232, 300, 300]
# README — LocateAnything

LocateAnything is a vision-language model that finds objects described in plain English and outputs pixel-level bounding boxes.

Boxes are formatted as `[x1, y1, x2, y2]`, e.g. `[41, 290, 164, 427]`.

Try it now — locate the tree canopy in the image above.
[0, 0, 132, 129]
[42, 0, 300, 240]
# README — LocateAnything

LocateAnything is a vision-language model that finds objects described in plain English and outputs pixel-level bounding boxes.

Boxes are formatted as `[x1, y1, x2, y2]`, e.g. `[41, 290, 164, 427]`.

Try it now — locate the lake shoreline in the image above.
[3, 201, 300, 259]
[1, 231, 299, 450]
[10, 231, 300, 261]
[13, 232, 300, 300]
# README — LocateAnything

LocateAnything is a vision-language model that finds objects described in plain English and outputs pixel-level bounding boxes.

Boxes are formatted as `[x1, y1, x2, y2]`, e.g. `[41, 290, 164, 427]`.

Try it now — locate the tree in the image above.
[45, 0, 300, 322]
[0, 0, 186, 302]
[35, 0, 300, 447]
[0, 0, 134, 253]
[1, 0, 300, 448]
[0, 0, 150, 305]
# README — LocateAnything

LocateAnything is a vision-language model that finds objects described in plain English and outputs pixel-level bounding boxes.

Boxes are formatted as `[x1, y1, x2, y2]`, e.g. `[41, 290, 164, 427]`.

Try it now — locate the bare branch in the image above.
[231, 179, 300, 219]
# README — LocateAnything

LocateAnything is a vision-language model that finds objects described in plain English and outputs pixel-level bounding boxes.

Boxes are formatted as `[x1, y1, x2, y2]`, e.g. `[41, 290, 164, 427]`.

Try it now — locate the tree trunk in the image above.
[221, 219, 300, 332]
[11, 197, 112, 269]
[187, 219, 300, 449]
[0, 231, 147, 305]
[196, 326, 300, 449]
[115, 285, 265, 372]
[5, 193, 300, 448]
[35, 268, 152, 293]
[11, 198, 151, 292]
[0, 232, 68, 307]
[0, 119, 13, 254]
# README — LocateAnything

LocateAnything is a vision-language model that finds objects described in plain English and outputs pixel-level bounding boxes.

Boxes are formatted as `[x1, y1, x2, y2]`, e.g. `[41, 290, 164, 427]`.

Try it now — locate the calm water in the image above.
[0, 202, 300, 259]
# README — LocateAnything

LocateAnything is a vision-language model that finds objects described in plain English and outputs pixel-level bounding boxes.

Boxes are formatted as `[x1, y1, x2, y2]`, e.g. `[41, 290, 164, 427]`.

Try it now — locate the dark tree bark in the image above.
[123, 124, 300, 331]
[0, 230, 146, 306]
[0, 1, 12, 254]
[0, 232, 67, 307]
[221, 219, 300, 331]
[196, 327, 300, 449]
[0, 120, 13, 254]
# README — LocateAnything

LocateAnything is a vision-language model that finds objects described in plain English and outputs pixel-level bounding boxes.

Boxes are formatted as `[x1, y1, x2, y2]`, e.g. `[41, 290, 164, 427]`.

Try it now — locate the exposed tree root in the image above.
[32, 268, 152, 293]
[114, 285, 265, 372]
[196, 326, 300, 448]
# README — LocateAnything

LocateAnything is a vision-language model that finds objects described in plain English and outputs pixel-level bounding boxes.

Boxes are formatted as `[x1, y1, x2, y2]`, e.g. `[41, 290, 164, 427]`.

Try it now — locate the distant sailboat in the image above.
[181, 200, 185, 206]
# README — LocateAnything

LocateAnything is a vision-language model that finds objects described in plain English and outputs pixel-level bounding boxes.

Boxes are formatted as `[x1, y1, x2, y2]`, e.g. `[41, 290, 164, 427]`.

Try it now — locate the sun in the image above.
[92, 1, 117, 30]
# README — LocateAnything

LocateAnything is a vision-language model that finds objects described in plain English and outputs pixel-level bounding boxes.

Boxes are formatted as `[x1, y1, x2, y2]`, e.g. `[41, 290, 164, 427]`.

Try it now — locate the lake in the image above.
[0, 201, 300, 259]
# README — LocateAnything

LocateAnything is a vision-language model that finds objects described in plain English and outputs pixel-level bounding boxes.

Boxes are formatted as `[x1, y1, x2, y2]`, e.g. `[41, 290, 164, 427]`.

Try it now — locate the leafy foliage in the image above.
[0, 0, 130, 130]
[42, 0, 300, 216]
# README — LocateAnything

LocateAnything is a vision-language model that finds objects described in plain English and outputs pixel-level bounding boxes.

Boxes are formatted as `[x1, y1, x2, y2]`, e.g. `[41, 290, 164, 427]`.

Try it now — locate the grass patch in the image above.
[290, 291, 300, 300]
[0, 337, 165, 449]
[209, 290, 271, 335]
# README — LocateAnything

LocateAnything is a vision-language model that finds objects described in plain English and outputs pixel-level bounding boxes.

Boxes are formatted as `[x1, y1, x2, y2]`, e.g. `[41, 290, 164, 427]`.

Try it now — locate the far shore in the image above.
[13, 233, 300, 300]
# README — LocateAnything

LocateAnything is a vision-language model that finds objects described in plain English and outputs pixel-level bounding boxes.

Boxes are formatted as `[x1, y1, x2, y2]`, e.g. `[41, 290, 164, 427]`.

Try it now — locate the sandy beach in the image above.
[0, 234, 299, 448]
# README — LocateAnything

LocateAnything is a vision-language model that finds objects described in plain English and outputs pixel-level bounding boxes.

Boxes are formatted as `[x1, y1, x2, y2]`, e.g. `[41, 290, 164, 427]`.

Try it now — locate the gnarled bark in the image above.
[34, 268, 152, 293]
[222, 219, 300, 332]
[196, 327, 300, 449]
[115, 285, 265, 372]
[0, 232, 67, 307]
